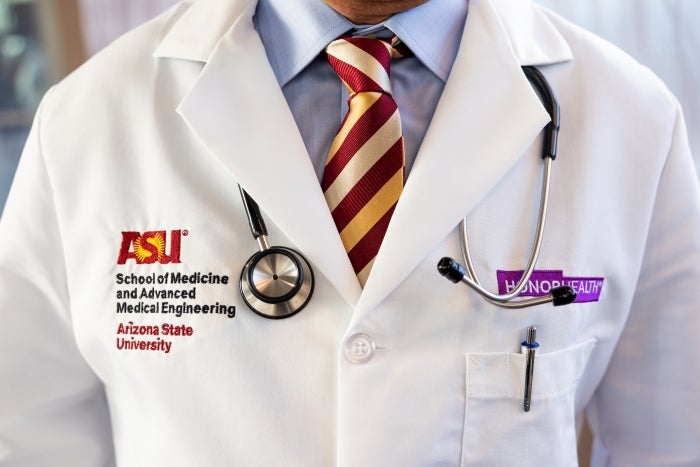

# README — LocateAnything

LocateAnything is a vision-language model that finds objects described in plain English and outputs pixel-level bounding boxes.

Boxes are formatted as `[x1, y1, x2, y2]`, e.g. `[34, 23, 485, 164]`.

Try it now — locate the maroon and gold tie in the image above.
[322, 36, 408, 287]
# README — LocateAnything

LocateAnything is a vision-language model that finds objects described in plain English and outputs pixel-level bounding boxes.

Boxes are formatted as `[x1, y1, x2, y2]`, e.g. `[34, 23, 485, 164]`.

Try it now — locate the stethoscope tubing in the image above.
[459, 156, 553, 308]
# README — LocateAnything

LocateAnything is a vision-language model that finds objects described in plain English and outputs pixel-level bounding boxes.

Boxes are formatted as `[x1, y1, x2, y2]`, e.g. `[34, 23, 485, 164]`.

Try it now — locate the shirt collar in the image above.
[254, 0, 469, 86]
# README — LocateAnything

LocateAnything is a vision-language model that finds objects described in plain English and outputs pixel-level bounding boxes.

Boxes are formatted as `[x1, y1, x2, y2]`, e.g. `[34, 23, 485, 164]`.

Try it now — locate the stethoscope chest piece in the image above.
[237, 186, 315, 319]
[240, 246, 314, 319]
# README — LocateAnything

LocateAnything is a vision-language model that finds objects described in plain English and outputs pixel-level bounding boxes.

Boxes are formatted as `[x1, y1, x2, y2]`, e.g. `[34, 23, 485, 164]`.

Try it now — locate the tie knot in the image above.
[325, 36, 409, 95]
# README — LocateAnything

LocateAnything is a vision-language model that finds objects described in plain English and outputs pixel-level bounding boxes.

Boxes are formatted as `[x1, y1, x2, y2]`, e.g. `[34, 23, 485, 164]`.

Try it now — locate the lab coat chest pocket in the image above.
[462, 338, 596, 466]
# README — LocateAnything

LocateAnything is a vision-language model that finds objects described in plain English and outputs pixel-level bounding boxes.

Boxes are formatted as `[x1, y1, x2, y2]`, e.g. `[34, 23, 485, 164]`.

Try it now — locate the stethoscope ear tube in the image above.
[550, 286, 576, 306]
[437, 257, 466, 283]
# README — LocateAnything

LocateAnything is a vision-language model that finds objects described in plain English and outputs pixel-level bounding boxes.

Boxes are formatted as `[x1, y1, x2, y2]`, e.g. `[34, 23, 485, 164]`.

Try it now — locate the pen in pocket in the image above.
[521, 326, 539, 412]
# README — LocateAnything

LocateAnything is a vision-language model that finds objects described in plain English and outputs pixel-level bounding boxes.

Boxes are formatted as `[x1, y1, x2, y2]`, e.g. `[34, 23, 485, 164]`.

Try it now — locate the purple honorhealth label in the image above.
[496, 270, 604, 303]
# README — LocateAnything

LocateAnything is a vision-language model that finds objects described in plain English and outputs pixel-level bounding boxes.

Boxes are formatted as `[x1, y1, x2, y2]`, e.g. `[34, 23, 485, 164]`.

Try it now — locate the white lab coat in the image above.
[1, 0, 699, 465]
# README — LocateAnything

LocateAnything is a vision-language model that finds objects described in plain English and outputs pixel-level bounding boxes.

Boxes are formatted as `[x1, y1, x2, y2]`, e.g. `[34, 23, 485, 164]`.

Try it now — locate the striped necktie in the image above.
[322, 36, 408, 287]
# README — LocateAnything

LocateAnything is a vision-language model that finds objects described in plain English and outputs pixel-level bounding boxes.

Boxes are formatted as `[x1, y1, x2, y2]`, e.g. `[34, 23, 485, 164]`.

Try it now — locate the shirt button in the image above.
[344, 333, 376, 364]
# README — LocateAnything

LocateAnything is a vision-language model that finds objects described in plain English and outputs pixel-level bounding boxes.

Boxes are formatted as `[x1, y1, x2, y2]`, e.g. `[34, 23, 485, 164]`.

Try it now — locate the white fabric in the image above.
[1, 0, 699, 465]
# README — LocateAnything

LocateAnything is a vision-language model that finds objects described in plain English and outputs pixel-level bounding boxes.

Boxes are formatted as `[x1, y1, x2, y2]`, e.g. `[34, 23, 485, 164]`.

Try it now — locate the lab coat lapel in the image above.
[175, 2, 362, 307]
[355, 0, 554, 315]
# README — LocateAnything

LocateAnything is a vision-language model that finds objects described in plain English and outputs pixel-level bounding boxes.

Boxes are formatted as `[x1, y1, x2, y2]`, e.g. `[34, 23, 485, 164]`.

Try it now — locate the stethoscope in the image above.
[438, 66, 576, 308]
[238, 186, 314, 319]
[238, 66, 575, 319]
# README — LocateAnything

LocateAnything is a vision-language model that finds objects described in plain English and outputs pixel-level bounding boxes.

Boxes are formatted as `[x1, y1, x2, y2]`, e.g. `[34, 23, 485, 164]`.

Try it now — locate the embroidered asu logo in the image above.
[117, 230, 186, 265]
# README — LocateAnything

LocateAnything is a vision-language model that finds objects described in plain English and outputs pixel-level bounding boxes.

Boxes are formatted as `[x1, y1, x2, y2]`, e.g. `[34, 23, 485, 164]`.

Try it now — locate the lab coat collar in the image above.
[153, 0, 572, 66]
[154, 0, 256, 62]
[164, 0, 573, 314]
[491, 0, 573, 66]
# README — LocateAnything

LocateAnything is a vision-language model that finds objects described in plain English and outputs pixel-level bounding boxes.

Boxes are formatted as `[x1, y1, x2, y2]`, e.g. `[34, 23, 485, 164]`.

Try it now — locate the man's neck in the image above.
[322, 0, 430, 24]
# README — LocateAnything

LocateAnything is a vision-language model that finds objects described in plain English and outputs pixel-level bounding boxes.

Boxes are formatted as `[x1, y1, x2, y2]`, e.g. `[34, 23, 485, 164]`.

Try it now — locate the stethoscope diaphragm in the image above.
[240, 246, 314, 319]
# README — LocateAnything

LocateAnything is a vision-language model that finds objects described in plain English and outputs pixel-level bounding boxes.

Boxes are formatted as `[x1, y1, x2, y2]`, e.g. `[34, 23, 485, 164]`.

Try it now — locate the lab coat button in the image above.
[344, 333, 376, 364]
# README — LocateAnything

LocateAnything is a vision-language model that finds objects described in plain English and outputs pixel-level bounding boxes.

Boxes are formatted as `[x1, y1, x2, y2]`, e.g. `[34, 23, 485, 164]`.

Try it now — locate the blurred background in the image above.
[0, 0, 698, 212]
[0, 0, 178, 210]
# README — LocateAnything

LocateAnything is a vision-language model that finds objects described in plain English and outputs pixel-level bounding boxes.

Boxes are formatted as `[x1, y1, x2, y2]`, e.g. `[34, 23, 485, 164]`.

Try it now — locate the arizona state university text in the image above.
[115, 321, 194, 354]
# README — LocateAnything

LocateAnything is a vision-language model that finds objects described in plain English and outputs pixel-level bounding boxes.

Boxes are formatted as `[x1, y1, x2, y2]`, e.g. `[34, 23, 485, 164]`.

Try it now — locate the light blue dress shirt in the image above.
[253, 0, 469, 181]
